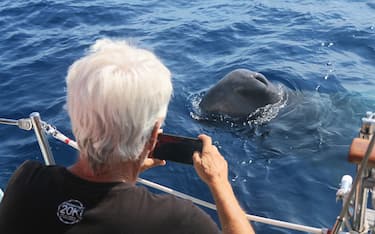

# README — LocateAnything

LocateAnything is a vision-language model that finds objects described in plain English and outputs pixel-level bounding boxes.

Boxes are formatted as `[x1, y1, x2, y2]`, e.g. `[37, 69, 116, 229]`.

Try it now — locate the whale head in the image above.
[199, 69, 281, 117]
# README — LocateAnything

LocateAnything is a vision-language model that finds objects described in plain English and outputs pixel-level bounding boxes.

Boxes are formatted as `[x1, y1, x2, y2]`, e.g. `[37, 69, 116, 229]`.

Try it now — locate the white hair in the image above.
[66, 38, 172, 170]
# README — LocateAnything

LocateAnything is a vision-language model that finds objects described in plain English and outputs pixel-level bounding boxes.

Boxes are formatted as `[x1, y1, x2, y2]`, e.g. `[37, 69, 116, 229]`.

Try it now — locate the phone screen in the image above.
[152, 133, 203, 165]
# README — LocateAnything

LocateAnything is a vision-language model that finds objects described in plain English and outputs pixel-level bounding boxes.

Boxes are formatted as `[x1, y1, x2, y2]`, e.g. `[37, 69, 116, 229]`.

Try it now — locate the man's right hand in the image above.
[193, 134, 255, 234]
[192, 134, 229, 188]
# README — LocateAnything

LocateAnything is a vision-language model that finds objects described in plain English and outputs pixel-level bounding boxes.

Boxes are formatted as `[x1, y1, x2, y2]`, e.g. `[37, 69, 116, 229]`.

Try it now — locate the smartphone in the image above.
[152, 133, 203, 165]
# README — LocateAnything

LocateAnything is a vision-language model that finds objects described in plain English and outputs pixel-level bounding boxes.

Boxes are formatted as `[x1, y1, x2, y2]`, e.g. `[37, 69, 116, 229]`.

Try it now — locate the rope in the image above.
[42, 122, 78, 150]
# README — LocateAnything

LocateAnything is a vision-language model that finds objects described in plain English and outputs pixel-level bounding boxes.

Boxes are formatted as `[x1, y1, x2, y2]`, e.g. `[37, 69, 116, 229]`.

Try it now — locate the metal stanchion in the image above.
[29, 112, 55, 165]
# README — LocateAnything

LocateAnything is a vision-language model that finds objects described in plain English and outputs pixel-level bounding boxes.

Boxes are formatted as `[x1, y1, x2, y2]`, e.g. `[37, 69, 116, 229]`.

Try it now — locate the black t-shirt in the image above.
[0, 161, 220, 234]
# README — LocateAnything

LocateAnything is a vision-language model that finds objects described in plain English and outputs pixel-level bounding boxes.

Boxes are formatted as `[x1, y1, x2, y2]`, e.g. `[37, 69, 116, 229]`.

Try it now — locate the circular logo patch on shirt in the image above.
[57, 199, 85, 225]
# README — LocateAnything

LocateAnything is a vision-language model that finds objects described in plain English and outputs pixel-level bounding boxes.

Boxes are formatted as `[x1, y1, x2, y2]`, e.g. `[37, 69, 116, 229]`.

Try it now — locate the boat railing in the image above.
[331, 112, 375, 234]
[2, 111, 375, 233]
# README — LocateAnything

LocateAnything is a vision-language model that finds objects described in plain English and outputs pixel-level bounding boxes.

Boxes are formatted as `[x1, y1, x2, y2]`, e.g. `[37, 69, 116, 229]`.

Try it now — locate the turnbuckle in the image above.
[0, 117, 32, 131]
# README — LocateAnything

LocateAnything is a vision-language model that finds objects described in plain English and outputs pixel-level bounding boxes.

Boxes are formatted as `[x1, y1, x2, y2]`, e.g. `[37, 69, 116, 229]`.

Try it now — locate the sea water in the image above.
[0, 1, 374, 233]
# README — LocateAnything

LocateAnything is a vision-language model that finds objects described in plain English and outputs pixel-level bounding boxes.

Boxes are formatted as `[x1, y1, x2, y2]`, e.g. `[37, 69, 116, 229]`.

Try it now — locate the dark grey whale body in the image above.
[199, 69, 281, 117]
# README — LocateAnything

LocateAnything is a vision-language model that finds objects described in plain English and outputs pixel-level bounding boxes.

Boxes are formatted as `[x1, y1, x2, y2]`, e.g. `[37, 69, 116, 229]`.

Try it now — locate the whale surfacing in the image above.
[199, 69, 281, 117]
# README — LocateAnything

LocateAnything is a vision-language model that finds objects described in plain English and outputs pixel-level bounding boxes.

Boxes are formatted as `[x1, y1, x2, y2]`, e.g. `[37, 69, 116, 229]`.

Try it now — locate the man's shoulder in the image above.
[107, 186, 220, 233]
[19, 160, 44, 171]
[133, 185, 194, 207]
[8, 160, 43, 183]
[135, 187, 218, 224]
[109, 184, 198, 216]
[6, 160, 66, 192]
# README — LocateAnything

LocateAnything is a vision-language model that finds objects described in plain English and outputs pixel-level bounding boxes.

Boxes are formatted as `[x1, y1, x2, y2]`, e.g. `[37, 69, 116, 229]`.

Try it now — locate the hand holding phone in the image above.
[152, 133, 203, 165]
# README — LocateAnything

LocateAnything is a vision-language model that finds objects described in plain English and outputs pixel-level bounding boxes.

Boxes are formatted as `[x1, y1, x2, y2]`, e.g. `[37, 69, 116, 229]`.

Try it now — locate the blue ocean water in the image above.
[0, 0, 375, 233]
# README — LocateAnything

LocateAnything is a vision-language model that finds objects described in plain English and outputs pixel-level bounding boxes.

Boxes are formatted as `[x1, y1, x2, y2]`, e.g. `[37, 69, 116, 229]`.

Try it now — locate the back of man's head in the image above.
[66, 38, 173, 171]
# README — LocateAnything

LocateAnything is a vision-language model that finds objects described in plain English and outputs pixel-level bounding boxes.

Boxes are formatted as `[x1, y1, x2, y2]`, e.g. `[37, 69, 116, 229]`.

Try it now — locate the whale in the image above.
[199, 69, 281, 117]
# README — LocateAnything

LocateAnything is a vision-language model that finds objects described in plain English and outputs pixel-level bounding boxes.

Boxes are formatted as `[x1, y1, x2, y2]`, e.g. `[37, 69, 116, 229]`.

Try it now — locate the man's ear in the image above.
[147, 120, 162, 151]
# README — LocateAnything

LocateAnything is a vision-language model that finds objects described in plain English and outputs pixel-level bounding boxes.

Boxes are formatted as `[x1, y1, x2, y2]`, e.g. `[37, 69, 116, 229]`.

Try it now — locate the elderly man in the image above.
[0, 39, 254, 234]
